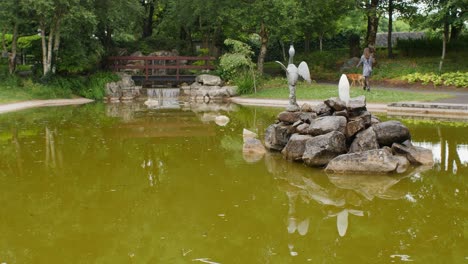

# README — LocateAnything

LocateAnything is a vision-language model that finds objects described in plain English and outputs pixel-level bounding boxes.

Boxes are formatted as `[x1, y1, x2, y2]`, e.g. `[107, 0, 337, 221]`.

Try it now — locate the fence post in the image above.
[176, 57, 180, 82]
[145, 58, 148, 81]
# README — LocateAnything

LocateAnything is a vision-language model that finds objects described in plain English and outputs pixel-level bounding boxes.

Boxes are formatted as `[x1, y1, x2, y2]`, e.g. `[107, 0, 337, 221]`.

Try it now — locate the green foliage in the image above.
[219, 39, 255, 81]
[0, 67, 119, 103]
[0, 74, 73, 103]
[42, 72, 120, 100]
[232, 71, 262, 95]
[402, 72, 468, 88]
[397, 36, 468, 57]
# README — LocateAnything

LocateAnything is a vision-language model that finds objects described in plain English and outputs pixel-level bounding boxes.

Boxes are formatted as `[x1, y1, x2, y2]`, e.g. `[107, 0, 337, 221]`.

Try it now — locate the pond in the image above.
[0, 102, 467, 263]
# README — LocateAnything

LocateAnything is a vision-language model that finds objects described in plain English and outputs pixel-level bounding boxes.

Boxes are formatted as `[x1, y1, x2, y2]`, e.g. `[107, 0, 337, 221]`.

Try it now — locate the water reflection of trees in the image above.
[399, 121, 468, 175]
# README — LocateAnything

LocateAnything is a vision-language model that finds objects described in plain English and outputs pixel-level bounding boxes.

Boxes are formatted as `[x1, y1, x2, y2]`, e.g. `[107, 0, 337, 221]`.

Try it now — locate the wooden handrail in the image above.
[108, 55, 216, 81]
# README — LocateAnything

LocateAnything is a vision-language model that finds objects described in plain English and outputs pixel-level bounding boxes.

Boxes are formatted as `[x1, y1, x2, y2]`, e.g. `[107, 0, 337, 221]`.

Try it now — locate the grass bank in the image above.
[0, 64, 118, 104]
[242, 78, 453, 103]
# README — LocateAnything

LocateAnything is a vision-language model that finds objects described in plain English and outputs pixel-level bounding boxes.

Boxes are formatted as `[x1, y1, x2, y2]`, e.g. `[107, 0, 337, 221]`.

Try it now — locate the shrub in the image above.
[401, 71, 468, 88]
[232, 71, 262, 95]
[219, 39, 256, 81]
[397, 36, 468, 57]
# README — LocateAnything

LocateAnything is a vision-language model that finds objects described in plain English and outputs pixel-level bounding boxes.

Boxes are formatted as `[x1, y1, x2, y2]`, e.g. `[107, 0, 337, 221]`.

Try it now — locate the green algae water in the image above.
[0, 102, 467, 264]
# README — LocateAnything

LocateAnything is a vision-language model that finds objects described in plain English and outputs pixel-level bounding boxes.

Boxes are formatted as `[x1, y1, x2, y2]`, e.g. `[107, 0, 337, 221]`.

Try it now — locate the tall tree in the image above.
[0, 0, 22, 74]
[416, 0, 467, 71]
[238, 0, 297, 74]
[22, 0, 78, 75]
[141, 0, 156, 38]
[365, 0, 381, 47]
[94, 0, 143, 55]
[383, 0, 417, 58]
[298, 0, 354, 53]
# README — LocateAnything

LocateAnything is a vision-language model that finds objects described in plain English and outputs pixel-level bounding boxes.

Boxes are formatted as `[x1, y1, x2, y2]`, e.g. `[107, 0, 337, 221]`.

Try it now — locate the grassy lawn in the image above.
[0, 77, 73, 104]
[242, 78, 453, 103]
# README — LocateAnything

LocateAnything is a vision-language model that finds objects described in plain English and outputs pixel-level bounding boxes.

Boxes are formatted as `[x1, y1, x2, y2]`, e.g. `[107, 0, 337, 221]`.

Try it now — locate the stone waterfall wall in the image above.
[264, 96, 434, 174]
[105, 73, 142, 102]
[181, 74, 238, 101]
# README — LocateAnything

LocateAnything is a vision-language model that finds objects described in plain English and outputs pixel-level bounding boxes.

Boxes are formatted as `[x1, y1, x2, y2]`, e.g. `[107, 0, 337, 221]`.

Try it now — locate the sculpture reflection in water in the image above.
[264, 152, 431, 242]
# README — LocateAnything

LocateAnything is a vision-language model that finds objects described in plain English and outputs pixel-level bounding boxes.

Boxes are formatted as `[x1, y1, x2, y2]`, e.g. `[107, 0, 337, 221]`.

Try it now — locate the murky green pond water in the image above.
[0, 102, 467, 264]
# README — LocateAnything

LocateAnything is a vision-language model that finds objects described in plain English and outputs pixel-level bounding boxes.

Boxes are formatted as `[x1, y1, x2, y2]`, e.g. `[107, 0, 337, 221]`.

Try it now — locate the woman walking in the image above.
[356, 48, 373, 91]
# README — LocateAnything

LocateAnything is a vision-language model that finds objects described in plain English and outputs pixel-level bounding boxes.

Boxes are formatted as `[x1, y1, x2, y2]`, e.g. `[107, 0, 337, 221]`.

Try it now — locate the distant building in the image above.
[375, 32, 425, 47]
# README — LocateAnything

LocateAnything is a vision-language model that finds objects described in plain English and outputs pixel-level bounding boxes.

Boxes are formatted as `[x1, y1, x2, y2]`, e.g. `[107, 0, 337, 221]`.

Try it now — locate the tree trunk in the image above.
[1, 26, 7, 55]
[366, 0, 380, 47]
[279, 40, 286, 62]
[450, 24, 462, 41]
[52, 19, 61, 74]
[319, 33, 324, 52]
[8, 21, 19, 74]
[304, 32, 311, 53]
[142, 0, 155, 38]
[46, 25, 55, 75]
[257, 21, 268, 75]
[387, 0, 393, 58]
[439, 18, 449, 72]
[40, 23, 48, 75]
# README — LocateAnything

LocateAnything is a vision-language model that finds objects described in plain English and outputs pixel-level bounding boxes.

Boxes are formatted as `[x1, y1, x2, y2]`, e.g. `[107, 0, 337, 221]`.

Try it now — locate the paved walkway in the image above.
[229, 85, 468, 120]
[0, 98, 94, 114]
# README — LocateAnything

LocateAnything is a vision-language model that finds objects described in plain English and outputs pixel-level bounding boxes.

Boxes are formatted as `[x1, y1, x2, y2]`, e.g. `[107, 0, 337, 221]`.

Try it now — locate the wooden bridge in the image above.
[108, 56, 216, 84]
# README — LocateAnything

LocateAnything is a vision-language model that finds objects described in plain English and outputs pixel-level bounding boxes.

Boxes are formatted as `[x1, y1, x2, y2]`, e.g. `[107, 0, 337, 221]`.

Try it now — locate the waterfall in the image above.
[145, 88, 180, 109]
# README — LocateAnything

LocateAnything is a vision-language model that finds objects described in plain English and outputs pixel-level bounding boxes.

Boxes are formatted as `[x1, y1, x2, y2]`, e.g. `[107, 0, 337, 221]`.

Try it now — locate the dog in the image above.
[346, 74, 365, 87]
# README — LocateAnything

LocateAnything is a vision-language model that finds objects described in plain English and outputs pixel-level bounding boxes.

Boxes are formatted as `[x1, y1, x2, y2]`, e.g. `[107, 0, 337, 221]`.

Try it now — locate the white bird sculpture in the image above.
[276, 45, 311, 112]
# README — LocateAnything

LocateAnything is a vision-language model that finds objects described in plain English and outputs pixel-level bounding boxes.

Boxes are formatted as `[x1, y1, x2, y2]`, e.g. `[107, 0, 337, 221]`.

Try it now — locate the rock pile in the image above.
[264, 96, 433, 174]
[182, 74, 238, 101]
[105, 73, 142, 102]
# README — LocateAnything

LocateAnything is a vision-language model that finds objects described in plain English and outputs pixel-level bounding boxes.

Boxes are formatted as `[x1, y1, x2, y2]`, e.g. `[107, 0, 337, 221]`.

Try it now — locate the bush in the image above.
[397, 36, 468, 57]
[219, 39, 256, 81]
[37, 72, 120, 100]
[401, 71, 468, 88]
[232, 71, 261, 95]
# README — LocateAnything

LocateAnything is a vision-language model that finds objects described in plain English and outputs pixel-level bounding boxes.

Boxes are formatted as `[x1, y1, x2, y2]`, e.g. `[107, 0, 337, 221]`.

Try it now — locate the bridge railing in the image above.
[108, 56, 216, 82]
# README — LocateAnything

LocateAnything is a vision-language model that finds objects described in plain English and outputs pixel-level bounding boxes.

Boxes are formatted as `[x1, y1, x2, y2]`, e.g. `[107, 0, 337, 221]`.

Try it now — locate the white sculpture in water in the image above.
[338, 74, 350, 104]
[276, 45, 311, 112]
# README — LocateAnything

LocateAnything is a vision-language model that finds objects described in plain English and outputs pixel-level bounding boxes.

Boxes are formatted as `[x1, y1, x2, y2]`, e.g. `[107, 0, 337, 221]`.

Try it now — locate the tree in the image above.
[297, 0, 354, 53]
[0, 0, 22, 74]
[415, 0, 467, 71]
[22, 0, 78, 76]
[235, 0, 297, 74]
[93, 0, 143, 55]
[141, 0, 156, 39]
[382, 0, 417, 58]
[365, 0, 381, 47]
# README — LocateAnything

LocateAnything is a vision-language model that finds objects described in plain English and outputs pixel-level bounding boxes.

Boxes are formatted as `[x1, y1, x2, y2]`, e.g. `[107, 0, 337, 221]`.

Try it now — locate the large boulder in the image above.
[282, 134, 314, 161]
[308, 116, 347, 136]
[314, 103, 332, 116]
[299, 112, 317, 124]
[347, 96, 367, 116]
[265, 123, 292, 151]
[195, 74, 222, 86]
[302, 131, 347, 167]
[278, 111, 302, 124]
[345, 111, 372, 138]
[324, 97, 346, 112]
[372, 121, 411, 147]
[325, 148, 400, 174]
[348, 127, 379, 153]
[392, 143, 434, 166]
